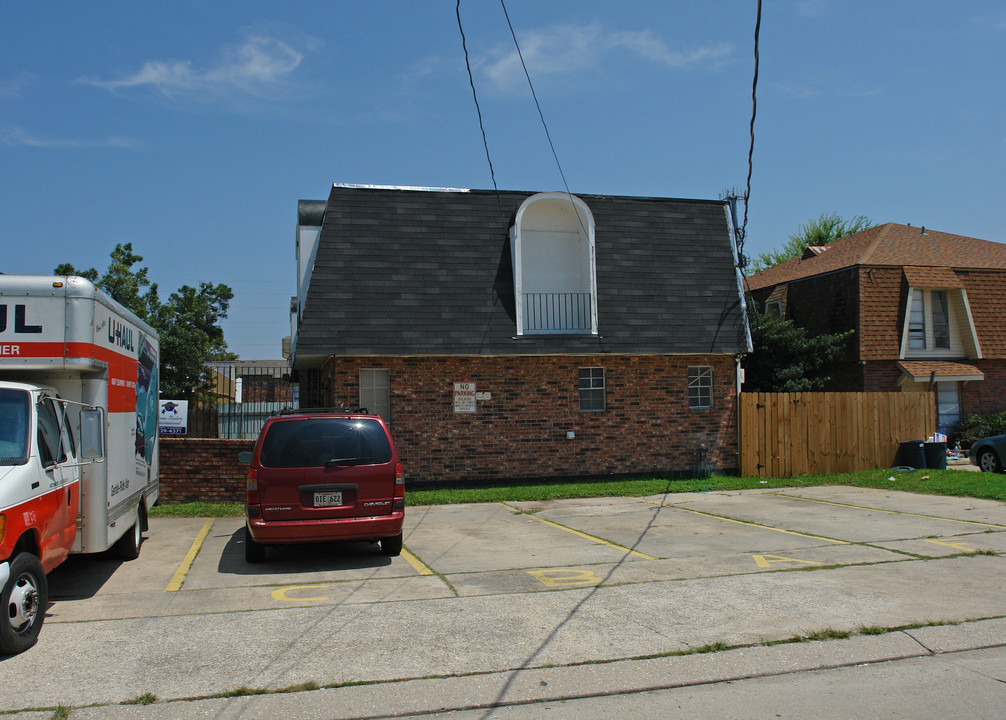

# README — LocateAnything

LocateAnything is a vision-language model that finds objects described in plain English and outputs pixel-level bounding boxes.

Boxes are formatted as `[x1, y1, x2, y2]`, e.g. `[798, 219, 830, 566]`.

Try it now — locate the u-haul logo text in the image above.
[0, 304, 43, 334]
[108, 318, 135, 352]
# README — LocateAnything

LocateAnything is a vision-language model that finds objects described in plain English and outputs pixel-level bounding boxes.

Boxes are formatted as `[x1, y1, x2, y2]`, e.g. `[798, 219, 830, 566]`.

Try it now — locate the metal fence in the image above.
[186, 363, 298, 439]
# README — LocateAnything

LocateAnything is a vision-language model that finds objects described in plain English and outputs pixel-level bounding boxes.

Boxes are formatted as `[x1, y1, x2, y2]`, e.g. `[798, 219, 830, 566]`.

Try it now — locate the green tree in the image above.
[55, 246, 236, 402]
[154, 283, 236, 400]
[743, 314, 853, 393]
[54, 243, 160, 321]
[752, 212, 872, 273]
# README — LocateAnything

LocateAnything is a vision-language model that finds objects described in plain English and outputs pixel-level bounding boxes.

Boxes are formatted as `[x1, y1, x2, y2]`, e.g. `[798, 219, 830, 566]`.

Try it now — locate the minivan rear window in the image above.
[259, 417, 392, 468]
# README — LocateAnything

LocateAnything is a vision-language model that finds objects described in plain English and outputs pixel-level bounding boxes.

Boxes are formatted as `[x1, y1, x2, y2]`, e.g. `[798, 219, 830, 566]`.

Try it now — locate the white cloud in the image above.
[0, 125, 140, 149]
[793, 0, 830, 18]
[0, 72, 37, 98]
[78, 35, 306, 100]
[482, 23, 733, 94]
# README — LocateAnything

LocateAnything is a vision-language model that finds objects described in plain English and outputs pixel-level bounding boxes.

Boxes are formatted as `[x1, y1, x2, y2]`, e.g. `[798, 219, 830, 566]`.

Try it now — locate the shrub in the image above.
[956, 412, 1006, 447]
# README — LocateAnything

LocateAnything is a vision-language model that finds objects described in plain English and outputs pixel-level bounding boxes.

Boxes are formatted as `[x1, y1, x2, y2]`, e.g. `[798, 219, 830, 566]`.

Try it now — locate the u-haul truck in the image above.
[0, 275, 159, 654]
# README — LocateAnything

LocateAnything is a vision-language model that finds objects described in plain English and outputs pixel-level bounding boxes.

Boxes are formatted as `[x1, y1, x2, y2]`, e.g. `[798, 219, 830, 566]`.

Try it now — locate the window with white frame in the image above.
[578, 368, 605, 412]
[908, 288, 952, 351]
[936, 381, 961, 432]
[688, 366, 713, 409]
[359, 369, 390, 421]
[908, 289, 926, 349]
[511, 193, 598, 336]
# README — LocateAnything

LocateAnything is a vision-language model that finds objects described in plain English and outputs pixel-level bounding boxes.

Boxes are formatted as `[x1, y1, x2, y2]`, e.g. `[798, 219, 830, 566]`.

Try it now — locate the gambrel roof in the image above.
[293, 184, 749, 367]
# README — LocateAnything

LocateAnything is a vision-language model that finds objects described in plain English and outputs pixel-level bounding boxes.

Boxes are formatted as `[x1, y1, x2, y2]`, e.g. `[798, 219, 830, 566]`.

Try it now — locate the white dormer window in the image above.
[511, 193, 597, 335]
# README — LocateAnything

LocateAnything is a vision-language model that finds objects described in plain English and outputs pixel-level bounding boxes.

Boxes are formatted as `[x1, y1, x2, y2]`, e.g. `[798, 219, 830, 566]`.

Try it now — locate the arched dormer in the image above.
[510, 193, 597, 336]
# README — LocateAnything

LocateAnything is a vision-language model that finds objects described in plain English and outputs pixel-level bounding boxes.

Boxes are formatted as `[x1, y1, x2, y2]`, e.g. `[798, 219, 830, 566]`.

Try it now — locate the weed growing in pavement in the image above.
[122, 692, 157, 705]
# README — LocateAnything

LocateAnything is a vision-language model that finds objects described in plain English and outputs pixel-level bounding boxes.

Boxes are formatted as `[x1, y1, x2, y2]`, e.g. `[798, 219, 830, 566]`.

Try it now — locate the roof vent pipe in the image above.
[922, 226, 926, 234]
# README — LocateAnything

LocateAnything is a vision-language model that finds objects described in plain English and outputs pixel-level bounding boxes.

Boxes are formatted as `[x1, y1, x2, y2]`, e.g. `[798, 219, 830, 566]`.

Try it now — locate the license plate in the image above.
[314, 491, 343, 507]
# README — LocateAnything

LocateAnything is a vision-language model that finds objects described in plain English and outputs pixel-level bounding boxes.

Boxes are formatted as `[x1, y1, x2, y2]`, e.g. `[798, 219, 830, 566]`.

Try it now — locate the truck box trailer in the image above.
[0, 275, 159, 654]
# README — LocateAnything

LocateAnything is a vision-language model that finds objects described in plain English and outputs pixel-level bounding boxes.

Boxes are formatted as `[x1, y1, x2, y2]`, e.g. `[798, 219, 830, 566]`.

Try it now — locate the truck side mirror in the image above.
[80, 407, 105, 461]
[237, 451, 253, 463]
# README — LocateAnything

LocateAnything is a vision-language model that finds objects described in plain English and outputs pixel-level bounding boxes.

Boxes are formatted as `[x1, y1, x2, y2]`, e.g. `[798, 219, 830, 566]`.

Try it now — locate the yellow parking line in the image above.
[497, 502, 656, 560]
[401, 547, 434, 575]
[772, 493, 1006, 529]
[164, 519, 214, 592]
[648, 501, 850, 545]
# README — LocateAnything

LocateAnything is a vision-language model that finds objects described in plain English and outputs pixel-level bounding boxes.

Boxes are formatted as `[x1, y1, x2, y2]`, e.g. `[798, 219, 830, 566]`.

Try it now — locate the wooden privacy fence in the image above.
[740, 392, 937, 477]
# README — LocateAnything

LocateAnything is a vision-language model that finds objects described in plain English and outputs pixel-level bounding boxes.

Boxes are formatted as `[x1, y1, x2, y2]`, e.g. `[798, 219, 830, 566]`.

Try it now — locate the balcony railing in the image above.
[523, 292, 593, 333]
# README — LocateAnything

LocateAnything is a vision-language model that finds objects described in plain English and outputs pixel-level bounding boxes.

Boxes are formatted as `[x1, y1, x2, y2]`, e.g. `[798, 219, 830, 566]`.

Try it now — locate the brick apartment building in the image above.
[746, 223, 1006, 434]
[290, 184, 751, 483]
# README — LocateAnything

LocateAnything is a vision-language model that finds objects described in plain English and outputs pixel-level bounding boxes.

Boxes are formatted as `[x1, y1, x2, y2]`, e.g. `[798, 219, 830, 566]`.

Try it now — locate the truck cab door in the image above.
[34, 396, 78, 569]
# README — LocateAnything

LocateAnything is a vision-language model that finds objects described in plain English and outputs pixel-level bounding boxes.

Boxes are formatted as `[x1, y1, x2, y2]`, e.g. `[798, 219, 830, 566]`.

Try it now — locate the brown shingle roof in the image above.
[896, 361, 984, 382]
[746, 223, 1006, 291]
[902, 266, 964, 288]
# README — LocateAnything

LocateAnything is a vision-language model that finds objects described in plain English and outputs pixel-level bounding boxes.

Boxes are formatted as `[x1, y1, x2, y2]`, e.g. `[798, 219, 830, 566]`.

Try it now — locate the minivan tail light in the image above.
[246, 467, 259, 505]
[394, 462, 405, 498]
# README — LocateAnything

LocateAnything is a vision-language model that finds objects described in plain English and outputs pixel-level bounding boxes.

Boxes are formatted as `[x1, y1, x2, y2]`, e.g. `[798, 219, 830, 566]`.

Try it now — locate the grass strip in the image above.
[149, 466, 1006, 518]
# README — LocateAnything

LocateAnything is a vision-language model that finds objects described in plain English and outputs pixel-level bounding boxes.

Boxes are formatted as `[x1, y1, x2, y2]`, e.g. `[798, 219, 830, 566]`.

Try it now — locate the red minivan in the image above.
[239, 410, 405, 563]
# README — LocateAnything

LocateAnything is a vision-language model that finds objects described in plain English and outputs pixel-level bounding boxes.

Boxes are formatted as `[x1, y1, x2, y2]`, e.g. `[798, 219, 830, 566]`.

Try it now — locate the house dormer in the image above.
[510, 192, 597, 336]
[899, 266, 982, 360]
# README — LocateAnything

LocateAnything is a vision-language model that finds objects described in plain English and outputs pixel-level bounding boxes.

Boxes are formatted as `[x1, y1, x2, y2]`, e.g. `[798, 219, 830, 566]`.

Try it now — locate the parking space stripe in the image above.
[164, 519, 214, 592]
[772, 493, 1006, 528]
[497, 502, 657, 560]
[401, 547, 434, 576]
[648, 501, 851, 545]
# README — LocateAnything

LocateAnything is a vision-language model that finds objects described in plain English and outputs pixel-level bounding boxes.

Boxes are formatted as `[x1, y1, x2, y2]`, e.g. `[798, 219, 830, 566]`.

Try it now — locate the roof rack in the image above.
[278, 406, 369, 416]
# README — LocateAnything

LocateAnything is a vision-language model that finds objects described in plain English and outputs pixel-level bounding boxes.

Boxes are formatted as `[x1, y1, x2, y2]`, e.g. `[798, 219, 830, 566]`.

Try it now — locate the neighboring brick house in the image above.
[290, 184, 751, 483]
[746, 223, 1006, 434]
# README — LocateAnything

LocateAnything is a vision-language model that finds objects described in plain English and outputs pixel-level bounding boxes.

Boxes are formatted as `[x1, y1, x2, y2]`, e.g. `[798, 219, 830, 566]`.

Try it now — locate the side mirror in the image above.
[237, 451, 253, 463]
[80, 407, 105, 461]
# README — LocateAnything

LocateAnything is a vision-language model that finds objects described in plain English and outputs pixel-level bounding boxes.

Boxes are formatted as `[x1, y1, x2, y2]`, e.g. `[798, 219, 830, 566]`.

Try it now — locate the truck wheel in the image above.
[244, 526, 265, 563]
[1, 553, 47, 655]
[380, 533, 403, 557]
[115, 508, 143, 561]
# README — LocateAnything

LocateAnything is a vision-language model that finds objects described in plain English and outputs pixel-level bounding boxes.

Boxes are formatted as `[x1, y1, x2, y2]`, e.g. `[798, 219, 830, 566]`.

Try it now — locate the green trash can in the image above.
[924, 441, 947, 470]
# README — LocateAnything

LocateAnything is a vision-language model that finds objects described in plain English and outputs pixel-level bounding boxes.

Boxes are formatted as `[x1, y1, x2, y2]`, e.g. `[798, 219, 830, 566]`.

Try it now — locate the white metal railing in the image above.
[523, 292, 592, 333]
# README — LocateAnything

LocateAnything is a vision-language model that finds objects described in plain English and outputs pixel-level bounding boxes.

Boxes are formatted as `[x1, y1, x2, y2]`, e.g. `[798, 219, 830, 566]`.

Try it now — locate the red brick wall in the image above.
[320, 354, 740, 482]
[962, 360, 1006, 417]
[159, 438, 253, 504]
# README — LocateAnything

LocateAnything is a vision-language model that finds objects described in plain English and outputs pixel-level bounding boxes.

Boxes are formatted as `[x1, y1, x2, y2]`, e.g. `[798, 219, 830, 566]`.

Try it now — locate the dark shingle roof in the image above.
[293, 185, 748, 364]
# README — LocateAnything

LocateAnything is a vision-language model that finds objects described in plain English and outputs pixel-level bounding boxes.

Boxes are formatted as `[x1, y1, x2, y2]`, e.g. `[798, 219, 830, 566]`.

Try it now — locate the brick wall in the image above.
[159, 437, 253, 504]
[318, 354, 740, 483]
[962, 360, 1006, 417]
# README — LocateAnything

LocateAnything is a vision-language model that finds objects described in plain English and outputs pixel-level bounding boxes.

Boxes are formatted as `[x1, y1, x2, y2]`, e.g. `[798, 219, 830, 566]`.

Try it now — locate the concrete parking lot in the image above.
[2, 485, 1005, 718]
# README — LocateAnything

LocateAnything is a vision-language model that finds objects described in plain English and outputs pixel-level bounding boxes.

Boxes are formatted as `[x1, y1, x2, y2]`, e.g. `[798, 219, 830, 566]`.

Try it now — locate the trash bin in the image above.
[897, 440, 926, 469]
[924, 441, 947, 470]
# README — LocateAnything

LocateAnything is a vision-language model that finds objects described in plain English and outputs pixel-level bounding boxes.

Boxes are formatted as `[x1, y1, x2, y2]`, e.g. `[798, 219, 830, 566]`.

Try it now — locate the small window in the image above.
[359, 369, 390, 422]
[578, 368, 605, 412]
[908, 289, 926, 349]
[764, 300, 782, 317]
[688, 367, 713, 409]
[932, 290, 950, 350]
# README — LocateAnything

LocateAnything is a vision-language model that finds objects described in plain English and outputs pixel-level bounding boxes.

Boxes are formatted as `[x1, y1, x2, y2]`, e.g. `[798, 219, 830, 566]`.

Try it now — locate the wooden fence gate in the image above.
[740, 392, 937, 477]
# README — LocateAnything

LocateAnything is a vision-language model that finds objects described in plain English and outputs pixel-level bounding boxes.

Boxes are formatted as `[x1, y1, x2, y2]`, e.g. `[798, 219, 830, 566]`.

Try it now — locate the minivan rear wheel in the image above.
[380, 533, 403, 557]
[244, 526, 265, 563]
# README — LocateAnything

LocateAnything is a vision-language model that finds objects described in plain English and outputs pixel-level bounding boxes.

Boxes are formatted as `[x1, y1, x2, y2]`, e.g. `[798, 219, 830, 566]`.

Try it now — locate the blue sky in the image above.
[2, 1, 1004, 359]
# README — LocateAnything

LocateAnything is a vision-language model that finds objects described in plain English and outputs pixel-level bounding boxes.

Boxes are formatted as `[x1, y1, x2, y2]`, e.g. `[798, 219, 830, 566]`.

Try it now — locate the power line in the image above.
[499, 0, 575, 200]
[736, 0, 762, 272]
[456, 0, 501, 215]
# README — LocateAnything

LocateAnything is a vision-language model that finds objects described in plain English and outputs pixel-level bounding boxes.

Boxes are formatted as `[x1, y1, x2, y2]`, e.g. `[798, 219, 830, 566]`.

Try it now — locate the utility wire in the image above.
[456, 0, 502, 216]
[500, 0, 573, 199]
[736, 0, 762, 271]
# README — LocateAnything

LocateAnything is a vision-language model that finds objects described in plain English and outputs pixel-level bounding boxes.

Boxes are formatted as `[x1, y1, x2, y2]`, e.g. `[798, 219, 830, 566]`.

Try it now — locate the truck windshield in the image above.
[0, 388, 30, 465]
